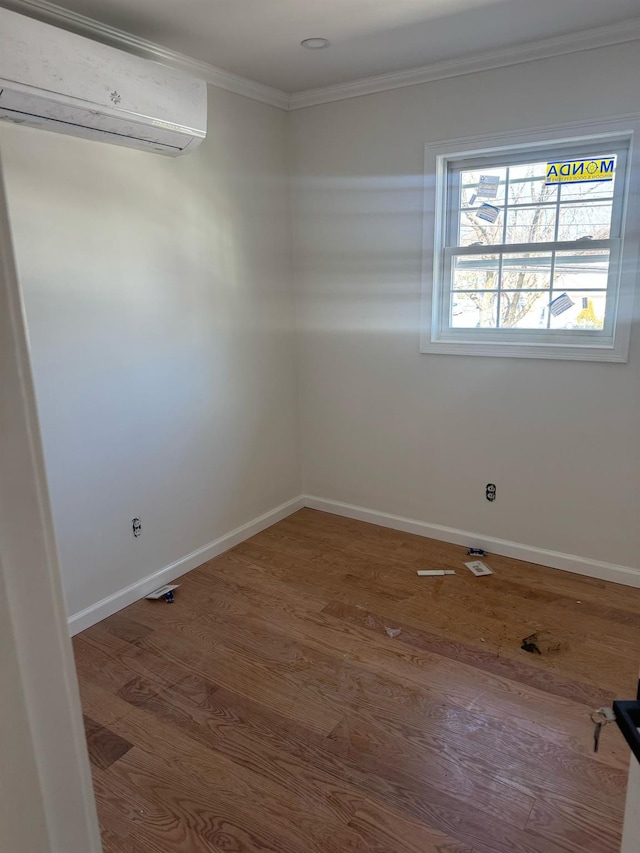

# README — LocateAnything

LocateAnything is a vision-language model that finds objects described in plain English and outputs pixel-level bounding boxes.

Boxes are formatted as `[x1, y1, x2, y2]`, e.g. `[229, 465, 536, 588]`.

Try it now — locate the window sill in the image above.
[420, 337, 628, 362]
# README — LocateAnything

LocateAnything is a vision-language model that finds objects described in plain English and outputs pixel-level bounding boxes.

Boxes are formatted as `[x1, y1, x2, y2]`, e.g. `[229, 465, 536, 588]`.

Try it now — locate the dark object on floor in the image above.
[164, 590, 175, 603]
[613, 681, 640, 764]
[521, 630, 564, 655]
[468, 547, 487, 557]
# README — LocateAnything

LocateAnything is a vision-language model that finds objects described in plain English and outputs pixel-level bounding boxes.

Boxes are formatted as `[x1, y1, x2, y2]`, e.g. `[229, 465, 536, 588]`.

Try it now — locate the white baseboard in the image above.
[68, 496, 305, 635]
[303, 495, 640, 589]
[68, 491, 640, 634]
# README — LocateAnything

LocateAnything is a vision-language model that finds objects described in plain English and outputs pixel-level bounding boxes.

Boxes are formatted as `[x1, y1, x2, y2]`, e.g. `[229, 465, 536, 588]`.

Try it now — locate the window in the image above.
[421, 120, 640, 361]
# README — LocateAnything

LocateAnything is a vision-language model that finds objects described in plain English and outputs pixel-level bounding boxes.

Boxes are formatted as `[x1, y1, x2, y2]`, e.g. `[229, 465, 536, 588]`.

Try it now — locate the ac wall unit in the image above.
[0, 7, 207, 156]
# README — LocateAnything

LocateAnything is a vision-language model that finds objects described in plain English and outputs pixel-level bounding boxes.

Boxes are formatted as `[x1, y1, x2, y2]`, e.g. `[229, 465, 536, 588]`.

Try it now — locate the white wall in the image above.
[0, 84, 301, 619]
[291, 42, 640, 570]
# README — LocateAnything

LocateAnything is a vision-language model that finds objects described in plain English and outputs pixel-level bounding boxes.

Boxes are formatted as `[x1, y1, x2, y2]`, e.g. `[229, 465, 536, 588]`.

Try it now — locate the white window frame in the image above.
[420, 117, 640, 361]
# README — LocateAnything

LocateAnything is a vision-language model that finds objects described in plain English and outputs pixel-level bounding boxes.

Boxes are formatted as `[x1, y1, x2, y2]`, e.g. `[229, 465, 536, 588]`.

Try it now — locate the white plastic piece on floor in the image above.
[417, 570, 456, 576]
[385, 627, 402, 638]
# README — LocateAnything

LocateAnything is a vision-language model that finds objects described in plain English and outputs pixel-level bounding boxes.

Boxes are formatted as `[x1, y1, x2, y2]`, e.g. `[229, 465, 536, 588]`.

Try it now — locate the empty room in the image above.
[2, 1, 640, 851]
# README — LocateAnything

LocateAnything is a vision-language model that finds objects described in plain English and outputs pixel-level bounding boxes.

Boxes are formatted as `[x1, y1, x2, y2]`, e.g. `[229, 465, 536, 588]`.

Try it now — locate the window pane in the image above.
[501, 252, 552, 291]
[508, 165, 557, 207]
[458, 210, 502, 246]
[451, 292, 497, 328]
[460, 168, 507, 207]
[499, 252, 552, 328]
[505, 205, 556, 244]
[548, 291, 607, 329]
[557, 155, 616, 200]
[508, 161, 547, 181]
[557, 203, 612, 241]
[559, 180, 615, 201]
[453, 254, 500, 290]
[553, 250, 610, 290]
[500, 292, 549, 329]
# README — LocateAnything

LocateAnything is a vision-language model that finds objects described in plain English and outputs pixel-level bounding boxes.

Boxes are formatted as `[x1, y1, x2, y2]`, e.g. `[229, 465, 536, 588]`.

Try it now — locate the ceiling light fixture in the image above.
[301, 38, 330, 49]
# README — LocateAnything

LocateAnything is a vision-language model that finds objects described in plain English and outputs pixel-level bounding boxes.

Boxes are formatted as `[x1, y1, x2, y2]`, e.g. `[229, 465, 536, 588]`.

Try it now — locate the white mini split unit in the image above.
[0, 7, 207, 156]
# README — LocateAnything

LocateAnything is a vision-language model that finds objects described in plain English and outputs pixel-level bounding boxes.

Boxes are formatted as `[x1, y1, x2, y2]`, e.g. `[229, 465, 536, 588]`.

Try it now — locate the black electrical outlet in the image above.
[486, 484, 497, 502]
[132, 517, 142, 537]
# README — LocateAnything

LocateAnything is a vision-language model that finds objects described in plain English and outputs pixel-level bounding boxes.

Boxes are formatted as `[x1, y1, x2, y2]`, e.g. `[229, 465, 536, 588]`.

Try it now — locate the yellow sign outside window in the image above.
[545, 158, 615, 185]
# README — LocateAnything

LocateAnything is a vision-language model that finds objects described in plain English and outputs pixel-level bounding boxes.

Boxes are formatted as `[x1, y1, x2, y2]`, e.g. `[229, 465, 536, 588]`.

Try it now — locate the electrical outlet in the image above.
[132, 517, 142, 538]
[486, 483, 496, 502]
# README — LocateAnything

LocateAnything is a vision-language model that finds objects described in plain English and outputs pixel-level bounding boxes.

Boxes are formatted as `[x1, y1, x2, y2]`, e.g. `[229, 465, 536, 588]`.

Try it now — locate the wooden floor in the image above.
[74, 509, 640, 853]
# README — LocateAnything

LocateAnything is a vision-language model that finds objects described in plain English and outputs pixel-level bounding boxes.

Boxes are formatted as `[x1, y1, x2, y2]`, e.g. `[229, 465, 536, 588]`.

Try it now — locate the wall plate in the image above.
[145, 584, 180, 599]
[465, 561, 493, 576]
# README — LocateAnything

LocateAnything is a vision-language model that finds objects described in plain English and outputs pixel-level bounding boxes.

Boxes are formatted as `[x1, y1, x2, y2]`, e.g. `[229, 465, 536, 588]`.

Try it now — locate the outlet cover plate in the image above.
[465, 560, 494, 576]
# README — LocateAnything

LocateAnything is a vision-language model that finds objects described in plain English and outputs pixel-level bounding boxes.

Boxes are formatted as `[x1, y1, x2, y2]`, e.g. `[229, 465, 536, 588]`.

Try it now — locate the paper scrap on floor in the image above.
[465, 561, 494, 576]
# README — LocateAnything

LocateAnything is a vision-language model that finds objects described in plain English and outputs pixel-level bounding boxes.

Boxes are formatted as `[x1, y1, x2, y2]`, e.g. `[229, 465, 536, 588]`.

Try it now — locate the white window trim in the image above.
[420, 116, 640, 362]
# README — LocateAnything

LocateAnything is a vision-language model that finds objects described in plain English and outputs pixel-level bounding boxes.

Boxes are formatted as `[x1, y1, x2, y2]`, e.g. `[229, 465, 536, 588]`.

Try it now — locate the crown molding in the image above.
[0, 0, 290, 109]
[2, 0, 640, 112]
[289, 16, 640, 110]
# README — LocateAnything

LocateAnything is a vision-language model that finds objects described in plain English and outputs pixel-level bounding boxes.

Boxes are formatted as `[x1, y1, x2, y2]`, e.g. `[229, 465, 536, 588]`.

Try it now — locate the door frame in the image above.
[0, 149, 102, 851]
[622, 744, 640, 850]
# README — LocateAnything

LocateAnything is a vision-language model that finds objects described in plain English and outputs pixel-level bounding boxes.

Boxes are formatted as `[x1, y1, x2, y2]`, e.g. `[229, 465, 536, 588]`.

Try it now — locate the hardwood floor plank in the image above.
[120, 628, 343, 736]
[143, 670, 533, 829]
[102, 751, 230, 853]
[106, 681, 546, 853]
[321, 599, 615, 708]
[202, 594, 623, 767]
[92, 613, 155, 646]
[293, 546, 639, 698]
[138, 672, 606, 852]
[73, 635, 158, 694]
[90, 763, 167, 839]
[73, 508, 640, 853]
[327, 705, 625, 847]
[119, 559, 632, 770]
[193, 556, 635, 717]
[104, 712, 372, 853]
[348, 801, 474, 853]
[83, 716, 133, 771]
[525, 793, 622, 852]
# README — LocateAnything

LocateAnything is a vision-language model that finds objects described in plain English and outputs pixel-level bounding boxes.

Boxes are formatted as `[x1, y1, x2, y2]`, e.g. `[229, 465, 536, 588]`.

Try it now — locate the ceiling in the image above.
[10, 0, 640, 93]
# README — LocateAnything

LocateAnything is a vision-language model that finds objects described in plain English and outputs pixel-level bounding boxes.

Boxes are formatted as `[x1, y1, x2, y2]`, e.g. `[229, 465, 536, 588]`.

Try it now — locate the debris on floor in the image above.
[465, 560, 493, 576]
[146, 584, 179, 603]
[467, 548, 487, 557]
[521, 630, 565, 655]
[417, 569, 456, 576]
[385, 626, 402, 639]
